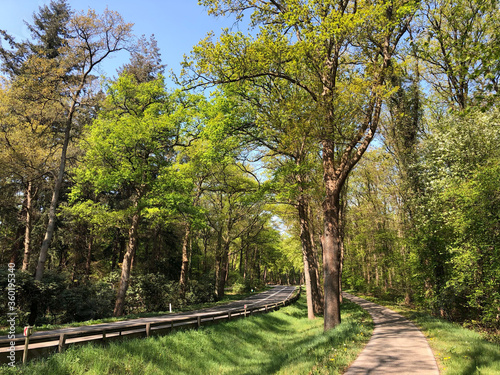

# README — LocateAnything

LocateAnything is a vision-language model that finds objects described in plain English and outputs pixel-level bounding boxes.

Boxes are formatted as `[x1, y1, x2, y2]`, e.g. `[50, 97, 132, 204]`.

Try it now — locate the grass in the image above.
[1, 294, 373, 375]
[0, 289, 264, 335]
[358, 294, 500, 375]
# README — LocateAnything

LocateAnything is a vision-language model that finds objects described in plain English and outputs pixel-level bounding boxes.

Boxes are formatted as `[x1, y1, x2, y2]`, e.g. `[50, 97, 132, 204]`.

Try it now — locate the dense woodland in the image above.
[0, 0, 498, 335]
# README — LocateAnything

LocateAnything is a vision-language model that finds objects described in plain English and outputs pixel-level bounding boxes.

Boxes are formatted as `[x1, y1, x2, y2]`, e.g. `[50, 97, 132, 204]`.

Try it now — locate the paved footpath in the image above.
[344, 293, 440, 375]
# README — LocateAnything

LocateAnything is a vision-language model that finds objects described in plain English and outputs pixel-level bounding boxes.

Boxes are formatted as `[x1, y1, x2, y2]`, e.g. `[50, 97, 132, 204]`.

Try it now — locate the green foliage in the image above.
[124, 274, 216, 314]
[411, 108, 500, 324]
[0, 268, 115, 327]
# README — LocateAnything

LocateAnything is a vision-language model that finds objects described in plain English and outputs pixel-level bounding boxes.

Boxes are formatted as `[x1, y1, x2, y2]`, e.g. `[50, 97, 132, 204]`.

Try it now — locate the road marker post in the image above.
[23, 326, 33, 364]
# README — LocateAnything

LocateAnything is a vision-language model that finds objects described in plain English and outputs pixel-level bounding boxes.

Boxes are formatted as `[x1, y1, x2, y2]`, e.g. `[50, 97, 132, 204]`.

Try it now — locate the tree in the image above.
[412, 107, 500, 320]
[0, 0, 72, 272]
[414, 0, 500, 109]
[70, 74, 185, 316]
[201, 162, 263, 298]
[183, 0, 415, 330]
[0, 84, 60, 271]
[118, 34, 165, 83]
[32, 7, 133, 282]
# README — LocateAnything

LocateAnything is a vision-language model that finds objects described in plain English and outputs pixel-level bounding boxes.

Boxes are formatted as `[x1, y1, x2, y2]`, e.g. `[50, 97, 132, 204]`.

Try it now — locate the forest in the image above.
[0, 0, 498, 336]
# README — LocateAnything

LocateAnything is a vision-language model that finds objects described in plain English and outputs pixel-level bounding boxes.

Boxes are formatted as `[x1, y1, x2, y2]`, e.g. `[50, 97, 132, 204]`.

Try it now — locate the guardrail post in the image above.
[228, 311, 231, 321]
[102, 330, 106, 343]
[146, 323, 151, 338]
[58, 333, 66, 353]
[197, 316, 201, 329]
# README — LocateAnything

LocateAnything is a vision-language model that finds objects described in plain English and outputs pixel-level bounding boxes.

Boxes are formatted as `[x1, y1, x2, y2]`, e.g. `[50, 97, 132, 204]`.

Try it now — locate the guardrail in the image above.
[1, 285, 301, 365]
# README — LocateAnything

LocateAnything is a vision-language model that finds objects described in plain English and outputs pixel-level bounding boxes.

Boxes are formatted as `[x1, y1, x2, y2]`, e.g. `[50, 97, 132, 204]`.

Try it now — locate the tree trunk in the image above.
[339, 237, 345, 303]
[216, 242, 230, 298]
[35, 115, 73, 281]
[22, 181, 33, 271]
[297, 195, 323, 316]
[308, 206, 324, 308]
[113, 209, 140, 317]
[214, 231, 225, 299]
[302, 250, 316, 319]
[322, 139, 343, 331]
[85, 235, 92, 278]
[179, 221, 191, 296]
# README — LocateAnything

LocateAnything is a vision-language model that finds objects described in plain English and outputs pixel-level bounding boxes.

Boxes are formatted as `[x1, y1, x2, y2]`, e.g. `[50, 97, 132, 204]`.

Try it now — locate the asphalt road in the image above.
[0, 285, 296, 352]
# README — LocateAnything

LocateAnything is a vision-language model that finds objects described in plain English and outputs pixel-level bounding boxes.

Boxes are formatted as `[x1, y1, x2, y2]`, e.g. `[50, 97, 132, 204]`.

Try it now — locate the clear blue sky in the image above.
[0, 0, 242, 85]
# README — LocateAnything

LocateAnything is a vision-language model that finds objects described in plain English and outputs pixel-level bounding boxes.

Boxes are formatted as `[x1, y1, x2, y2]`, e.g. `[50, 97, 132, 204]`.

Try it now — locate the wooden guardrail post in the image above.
[58, 333, 66, 353]
[146, 323, 151, 338]
[197, 316, 201, 329]
[102, 330, 107, 343]
[228, 311, 231, 321]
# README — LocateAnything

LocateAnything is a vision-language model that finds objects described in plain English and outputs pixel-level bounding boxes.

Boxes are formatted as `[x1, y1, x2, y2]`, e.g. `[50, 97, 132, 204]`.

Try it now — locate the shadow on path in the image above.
[344, 293, 440, 375]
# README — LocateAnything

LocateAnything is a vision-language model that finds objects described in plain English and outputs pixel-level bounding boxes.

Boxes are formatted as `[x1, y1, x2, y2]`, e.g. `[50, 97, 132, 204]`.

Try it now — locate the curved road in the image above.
[1, 285, 295, 355]
[344, 293, 439, 375]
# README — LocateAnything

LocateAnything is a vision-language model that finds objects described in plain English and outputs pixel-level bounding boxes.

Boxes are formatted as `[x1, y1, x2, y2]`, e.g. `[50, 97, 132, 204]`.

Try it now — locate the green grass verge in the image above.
[357, 294, 500, 375]
[1, 295, 373, 375]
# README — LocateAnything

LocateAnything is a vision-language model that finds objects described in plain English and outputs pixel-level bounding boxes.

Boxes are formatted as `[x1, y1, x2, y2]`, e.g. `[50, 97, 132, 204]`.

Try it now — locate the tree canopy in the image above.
[0, 0, 498, 337]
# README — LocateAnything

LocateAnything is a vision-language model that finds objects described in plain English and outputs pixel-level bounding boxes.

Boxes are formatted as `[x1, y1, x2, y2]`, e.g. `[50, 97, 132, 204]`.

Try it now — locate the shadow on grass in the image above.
[410, 313, 500, 374]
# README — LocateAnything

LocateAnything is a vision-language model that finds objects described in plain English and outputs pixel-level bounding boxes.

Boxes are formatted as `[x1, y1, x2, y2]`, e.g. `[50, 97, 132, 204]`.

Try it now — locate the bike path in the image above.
[344, 293, 440, 375]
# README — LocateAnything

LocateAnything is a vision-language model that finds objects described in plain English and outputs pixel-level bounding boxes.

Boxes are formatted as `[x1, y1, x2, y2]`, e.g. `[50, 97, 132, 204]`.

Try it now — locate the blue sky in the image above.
[0, 0, 242, 85]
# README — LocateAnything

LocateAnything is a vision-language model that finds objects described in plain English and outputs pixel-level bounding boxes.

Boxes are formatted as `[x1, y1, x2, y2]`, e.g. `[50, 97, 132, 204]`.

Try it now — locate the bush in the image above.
[61, 281, 115, 322]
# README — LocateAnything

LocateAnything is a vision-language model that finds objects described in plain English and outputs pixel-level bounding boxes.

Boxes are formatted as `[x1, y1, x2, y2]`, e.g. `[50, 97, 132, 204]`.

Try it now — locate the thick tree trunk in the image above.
[179, 221, 191, 296]
[297, 195, 323, 316]
[322, 139, 343, 331]
[113, 210, 140, 317]
[22, 181, 33, 271]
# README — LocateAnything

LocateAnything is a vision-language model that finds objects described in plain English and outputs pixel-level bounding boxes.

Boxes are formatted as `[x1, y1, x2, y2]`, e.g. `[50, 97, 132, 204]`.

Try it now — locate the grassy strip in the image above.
[1, 295, 373, 375]
[358, 294, 500, 375]
[1, 289, 264, 335]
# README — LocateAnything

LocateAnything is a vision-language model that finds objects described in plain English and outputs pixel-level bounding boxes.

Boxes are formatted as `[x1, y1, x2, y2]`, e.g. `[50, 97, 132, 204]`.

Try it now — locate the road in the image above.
[0, 285, 296, 361]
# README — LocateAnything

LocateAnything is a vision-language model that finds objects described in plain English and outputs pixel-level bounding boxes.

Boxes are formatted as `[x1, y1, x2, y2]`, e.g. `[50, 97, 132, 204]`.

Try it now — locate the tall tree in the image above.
[183, 0, 415, 330]
[70, 74, 187, 316]
[31, 7, 133, 281]
[0, 0, 72, 272]
[217, 77, 324, 317]
[414, 0, 500, 109]
[118, 34, 165, 83]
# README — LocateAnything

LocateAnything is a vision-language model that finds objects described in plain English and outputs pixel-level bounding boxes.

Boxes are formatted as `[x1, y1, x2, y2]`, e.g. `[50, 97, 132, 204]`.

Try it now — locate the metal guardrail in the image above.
[1, 285, 301, 365]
